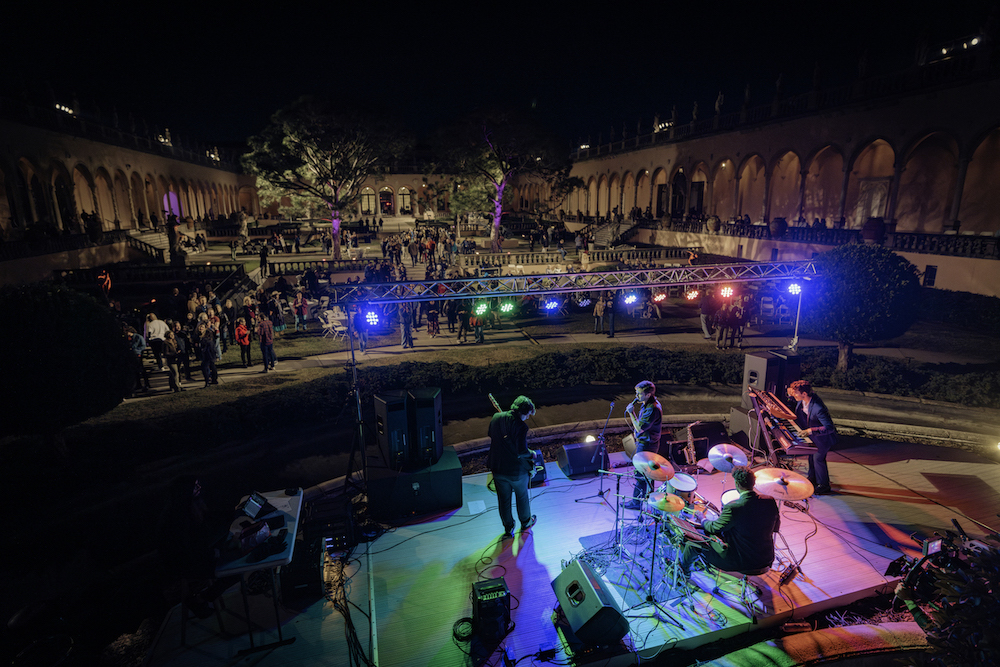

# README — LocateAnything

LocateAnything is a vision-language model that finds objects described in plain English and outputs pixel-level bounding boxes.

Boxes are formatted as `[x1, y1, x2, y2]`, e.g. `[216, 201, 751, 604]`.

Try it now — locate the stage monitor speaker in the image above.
[472, 577, 511, 644]
[664, 438, 710, 466]
[742, 351, 800, 408]
[551, 559, 629, 646]
[528, 449, 546, 487]
[374, 390, 410, 469]
[557, 441, 609, 478]
[409, 387, 443, 467]
[366, 448, 463, 519]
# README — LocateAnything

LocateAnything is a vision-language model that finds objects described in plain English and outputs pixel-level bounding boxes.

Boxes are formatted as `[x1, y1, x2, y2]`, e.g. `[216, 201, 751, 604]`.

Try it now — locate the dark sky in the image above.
[6, 2, 992, 149]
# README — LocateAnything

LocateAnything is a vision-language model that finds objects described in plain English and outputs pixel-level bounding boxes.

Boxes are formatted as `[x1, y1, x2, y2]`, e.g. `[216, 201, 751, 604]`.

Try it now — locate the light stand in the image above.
[340, 314, 369, 497]
[787, 283, 803, 352]
[575, 402, 615, 506]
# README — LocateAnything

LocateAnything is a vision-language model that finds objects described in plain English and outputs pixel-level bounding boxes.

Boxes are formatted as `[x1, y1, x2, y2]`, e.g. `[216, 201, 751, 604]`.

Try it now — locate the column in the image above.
[837, 166, 851, 226]
[947, 158, 969, 230]
[796, 169, 808, 222]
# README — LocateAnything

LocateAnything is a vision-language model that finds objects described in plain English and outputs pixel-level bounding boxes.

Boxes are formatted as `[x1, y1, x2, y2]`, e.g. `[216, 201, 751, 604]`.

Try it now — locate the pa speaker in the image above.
[409, 387, 443, 466]
[374, 390, 411, 469]
[551, 559, 629, 645]
[557, 442, 609, 478]
[472, 578, 511, 644]
[742, 351, 800, 408]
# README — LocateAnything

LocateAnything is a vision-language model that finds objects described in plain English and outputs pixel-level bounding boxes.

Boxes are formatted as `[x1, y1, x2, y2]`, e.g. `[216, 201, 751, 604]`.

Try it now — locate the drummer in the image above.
[624, 380, 662, 510]
[678, 466, 779, 577]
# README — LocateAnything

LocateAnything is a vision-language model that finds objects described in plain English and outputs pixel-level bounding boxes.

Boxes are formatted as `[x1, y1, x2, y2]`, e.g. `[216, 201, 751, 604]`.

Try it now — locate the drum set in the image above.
[605, 443, 816, 605]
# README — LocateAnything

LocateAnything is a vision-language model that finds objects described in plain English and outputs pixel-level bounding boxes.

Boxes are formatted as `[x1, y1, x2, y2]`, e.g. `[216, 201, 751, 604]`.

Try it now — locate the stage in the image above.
[146, 439, 1000, 666]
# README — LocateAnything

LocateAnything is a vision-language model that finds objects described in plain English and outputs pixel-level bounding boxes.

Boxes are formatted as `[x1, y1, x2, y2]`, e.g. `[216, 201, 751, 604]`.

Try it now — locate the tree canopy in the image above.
[435, 108, 577, 251]
[803, 244, 922, 371]
[242, 96, 409, 259]
[0, 282, 134, 444]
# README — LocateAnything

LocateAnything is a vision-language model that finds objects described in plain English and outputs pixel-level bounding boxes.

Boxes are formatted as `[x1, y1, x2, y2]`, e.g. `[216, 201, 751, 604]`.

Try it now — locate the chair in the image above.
[708, 564, 770, 620]
[321, 311, 347, 339]
[757, 296, 775, 325]
[777, 304, 793, 325]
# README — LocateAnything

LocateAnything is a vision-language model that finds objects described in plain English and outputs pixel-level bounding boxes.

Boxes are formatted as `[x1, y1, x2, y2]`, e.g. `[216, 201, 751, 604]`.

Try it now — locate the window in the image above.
[770, 248, 779, 261]
[923, 265, 937, 287]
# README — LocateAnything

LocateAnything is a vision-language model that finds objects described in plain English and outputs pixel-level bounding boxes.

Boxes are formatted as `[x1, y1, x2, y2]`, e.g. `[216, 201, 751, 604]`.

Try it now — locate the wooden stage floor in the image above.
[146, 439, 1000, 666]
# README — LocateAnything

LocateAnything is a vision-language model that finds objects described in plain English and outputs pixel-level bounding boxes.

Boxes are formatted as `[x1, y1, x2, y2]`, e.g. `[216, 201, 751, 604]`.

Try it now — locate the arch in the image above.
[51, 161, 76, 232]
[650, 167, 669, 218]
[710, 158, 736, 218]
[238, 185, 255, 214]
[737, 154, 766, 222]
[768, 150, 802, 221]
[670, 169, 688, 218]
[845, 139, 895, 228]
[114, 169, 134, 228]
[596, 174, 609, 217]
[690, 162, 709, 218]
[622, 172, 637, 216]
[634, 169, 651, 216]
[73, 164, 97, 221]
[607, 173, 621, 217]
[958, 126, 1000, 233]
[94, 167, 115, 229]
[803, 145, 844, 224]
[379, 185, 395, 215]
[130, 172, 147, 227]
[360, 186, 376, 215]
[895, 131, 959, 233]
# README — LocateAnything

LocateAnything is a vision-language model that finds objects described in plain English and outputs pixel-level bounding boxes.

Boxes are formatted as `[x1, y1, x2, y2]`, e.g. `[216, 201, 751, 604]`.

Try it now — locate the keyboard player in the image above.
[787, 380, 837, 495]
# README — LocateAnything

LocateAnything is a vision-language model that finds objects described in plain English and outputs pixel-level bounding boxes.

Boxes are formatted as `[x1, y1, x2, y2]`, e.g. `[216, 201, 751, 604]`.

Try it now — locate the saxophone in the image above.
[685, 420, 702, 466]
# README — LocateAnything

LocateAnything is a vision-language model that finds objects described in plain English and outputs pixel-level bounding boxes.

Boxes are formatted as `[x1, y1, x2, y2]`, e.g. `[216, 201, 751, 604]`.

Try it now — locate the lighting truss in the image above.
[327, 260, 820, 305]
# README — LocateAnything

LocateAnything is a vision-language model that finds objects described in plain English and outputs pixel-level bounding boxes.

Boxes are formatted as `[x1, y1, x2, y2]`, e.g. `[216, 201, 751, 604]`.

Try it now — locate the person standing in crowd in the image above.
[144, 313, 169, 371]
[163, 330, 183, 393]
[198, 325, 218, 387]
[606, 292, 617, 338]
[259, 243, 270, 278]
[292, 290, 308, 332]
[624, 380, 662, 510]
[257, 313, 276, 372]
[700, 287, 717, 340]
[445, 300, 458, 333]
[427, 301, 440, 338]
[399, 303, 414, 349]
[788, 380, 837, 494]
[126, 327, 150, 396]
[593, 293, 606, 333]
[235, 317, 252, 367]
[352, 306, 369, 353]
[488, 395, 538, 540]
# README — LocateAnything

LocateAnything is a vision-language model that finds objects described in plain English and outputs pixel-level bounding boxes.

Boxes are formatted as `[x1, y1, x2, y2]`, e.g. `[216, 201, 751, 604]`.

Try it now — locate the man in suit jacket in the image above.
[680, 466, 779, 575]
[788, 379, 837, 494]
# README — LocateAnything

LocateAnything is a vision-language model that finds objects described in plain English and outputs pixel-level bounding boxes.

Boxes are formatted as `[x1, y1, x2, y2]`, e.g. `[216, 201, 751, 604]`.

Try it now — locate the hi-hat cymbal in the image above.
[632, 451, 675, 481]
[708, 444, 748, 472]
[647, 491, 685, 513]
[754, 467, 814, 501]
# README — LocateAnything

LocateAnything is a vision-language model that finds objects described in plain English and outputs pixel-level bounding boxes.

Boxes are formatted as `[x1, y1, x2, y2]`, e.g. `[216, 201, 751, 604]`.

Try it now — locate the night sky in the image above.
[6, 2, 993, 150]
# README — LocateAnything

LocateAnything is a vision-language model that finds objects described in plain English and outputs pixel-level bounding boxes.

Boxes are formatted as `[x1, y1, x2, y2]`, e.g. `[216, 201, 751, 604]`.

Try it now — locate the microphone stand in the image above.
[575, 402, 615, 506]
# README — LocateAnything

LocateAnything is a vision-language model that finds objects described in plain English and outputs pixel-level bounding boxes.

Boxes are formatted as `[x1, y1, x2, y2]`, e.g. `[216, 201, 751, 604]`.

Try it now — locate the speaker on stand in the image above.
[374, 390, 411, 469]
[409, 387, 443, 467]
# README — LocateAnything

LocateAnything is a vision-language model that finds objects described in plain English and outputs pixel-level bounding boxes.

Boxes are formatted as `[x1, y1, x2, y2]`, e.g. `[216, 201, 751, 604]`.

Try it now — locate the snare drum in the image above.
[667, 472, 697, 504]
[720, 488, 741, 506]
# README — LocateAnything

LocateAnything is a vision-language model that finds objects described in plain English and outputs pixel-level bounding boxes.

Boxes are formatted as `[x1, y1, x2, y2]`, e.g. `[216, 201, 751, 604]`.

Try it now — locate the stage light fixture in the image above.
[584, 435, 596, 443]
[788, 283, 802, 295]
[365, 311, 379, 326]
[686, 290, 699, 300]
[720, 286, 734, 298]
[544, 299, 559, 311]
[578, 298, 592, 307]
[653, 293, 666, 303]
[624, 293, 637, 305]
[500, 301, 514, 313]
[475, 303, 488, 316]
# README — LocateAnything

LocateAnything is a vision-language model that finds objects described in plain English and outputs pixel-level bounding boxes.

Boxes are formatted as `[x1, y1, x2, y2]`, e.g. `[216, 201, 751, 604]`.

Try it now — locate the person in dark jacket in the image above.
[487, 395, 538, 539]
[680, 466, 779, 575]
[788, 379, 838, 494]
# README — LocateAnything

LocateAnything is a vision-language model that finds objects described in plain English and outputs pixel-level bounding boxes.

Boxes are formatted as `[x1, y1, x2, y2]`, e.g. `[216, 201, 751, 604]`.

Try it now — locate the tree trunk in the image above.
[492, 181, 505, 254]
[837, 341, 853, 372]
[328, 202, 342, 261]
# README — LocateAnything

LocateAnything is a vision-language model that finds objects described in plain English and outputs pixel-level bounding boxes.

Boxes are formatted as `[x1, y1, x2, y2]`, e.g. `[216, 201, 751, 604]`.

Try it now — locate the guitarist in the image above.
[487, 395, 538, 540]
[624, 380, 662, 510]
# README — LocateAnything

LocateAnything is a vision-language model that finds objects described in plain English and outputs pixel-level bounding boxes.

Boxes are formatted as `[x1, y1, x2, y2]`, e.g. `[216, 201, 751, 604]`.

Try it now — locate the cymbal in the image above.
[708, 444, 748, 472]
[647, 491, 685, 513]
[754, 468, 814, 501]
[632, 451, 675, 481]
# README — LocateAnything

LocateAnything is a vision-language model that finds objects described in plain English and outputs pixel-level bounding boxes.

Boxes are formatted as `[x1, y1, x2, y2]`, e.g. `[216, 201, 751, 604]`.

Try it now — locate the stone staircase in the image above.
[128, 229, 171, 262]
[594, 220, 637, 248]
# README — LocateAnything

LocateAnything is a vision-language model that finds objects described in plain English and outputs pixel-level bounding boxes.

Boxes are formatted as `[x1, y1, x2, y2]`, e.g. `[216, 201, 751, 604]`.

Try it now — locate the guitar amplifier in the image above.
[472, 577, 511, 644]
[528, 449, 546, 487]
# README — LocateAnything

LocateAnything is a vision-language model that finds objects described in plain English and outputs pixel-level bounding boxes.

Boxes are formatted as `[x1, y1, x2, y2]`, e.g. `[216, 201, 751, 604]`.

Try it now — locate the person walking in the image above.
[235, 317, 252, 367]
[593, 294, 606, 333]
[257, 314, 276, 371]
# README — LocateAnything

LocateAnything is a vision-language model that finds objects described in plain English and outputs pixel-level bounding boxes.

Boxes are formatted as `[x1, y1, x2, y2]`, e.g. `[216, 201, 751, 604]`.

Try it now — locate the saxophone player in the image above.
[623, 380, 663, 510]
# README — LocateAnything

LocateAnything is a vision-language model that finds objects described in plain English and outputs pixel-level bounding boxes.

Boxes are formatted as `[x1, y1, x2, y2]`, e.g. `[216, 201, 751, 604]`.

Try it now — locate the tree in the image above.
[0, 282, 134, 456]
[242, 97, 408, 260]
[438, 108, 577, 252]
[803, 244, 921, 371]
